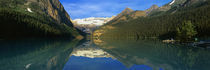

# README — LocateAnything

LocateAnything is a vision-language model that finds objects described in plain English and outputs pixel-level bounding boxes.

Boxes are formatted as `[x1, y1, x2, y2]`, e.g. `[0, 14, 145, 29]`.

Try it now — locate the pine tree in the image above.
[176, 21, 197, 42]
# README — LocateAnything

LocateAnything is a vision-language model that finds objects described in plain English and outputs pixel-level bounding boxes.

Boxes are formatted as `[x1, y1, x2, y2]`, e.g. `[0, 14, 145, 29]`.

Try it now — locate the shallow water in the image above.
[0, 39, 210, 70]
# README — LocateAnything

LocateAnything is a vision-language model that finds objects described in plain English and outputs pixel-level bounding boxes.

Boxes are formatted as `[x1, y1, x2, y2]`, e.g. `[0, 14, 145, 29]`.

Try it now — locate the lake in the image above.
[0, 39, 210, 70]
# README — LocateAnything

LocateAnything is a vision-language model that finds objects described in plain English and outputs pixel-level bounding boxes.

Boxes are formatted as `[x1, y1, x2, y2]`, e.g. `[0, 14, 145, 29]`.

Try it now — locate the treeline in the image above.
[97, 1, 210, 40]
[0, 8, 81, 39]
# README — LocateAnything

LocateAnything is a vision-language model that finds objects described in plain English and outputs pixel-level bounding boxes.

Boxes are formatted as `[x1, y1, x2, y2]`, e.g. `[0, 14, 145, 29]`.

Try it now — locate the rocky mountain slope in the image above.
[112, 8, 134, 21]
[0, 0, 84, 39]
[94, 0, 210, 39]
[108, 8, 146, 25]
[108, 0, 203, 24]
[147, 0, 208, 16]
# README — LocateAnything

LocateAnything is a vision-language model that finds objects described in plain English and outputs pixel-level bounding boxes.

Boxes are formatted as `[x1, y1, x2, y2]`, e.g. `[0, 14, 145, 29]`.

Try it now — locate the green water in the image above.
[95, 39, 210, 70]
[0, 39, 210, 70]
[0, 39, 79, 70]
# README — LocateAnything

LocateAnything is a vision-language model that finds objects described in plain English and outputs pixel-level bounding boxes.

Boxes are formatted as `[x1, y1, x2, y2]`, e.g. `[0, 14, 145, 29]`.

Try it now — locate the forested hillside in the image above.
[0, 0, 84, 39]
[94, 0, 210, 40]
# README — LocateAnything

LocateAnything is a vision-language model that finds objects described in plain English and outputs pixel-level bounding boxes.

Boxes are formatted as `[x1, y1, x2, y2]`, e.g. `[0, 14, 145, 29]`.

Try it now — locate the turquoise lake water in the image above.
[0, 39, 210, 70]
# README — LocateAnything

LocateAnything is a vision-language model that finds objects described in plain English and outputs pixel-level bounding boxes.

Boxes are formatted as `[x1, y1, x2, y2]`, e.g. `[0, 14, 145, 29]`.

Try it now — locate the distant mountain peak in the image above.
[145, 4, 159, 14]
[123, 7, 134, 12]
[122, 7, 134, 14]
[112, 7, 134, 20]
[151, 5, 159, 8]
[73, 17, 114, 33]
[147, 5, 159, 10]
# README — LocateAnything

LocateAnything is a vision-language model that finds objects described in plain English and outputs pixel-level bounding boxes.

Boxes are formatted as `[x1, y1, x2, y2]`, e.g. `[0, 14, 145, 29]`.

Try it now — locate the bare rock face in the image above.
[109, 8, 134, 24]
[182, 0, 207, 6]
[143, 0, 208, 16]
[145, 5, 159, 15]
[0, 0, 74, 26]
[107, 7, 146, 25]
[129, 11, 146, 19]
[112, 7, 134, 20]
[0, 0, 85, 38]
[24, 0, 73, 26]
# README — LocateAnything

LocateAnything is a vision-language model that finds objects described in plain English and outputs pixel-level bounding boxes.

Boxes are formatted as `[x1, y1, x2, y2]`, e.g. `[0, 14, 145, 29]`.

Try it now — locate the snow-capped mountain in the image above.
[73, 17, 115, 26]
[170, 0, 176, 5]
[73, 16, 115, 33]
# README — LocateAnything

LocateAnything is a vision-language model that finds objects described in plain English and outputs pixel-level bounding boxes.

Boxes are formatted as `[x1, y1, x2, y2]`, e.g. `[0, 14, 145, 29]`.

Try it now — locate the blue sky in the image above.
[60, 0, 172, 19]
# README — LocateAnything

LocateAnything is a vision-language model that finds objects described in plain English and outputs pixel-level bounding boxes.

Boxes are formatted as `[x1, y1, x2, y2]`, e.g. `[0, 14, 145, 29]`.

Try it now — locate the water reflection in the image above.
[0, 39, 80, 70]
[1, 38, 210, 70]
[64, 41, 154, 70]
[93, 39, 210, 70]
[70, 41, 115, 58]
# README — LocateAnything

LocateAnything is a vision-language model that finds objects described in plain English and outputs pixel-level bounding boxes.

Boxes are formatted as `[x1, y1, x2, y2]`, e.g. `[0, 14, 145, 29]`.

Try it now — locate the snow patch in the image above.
[73, 17, 113, 26]
[27, 8, 33, 13]
[170, 0, 176, 5]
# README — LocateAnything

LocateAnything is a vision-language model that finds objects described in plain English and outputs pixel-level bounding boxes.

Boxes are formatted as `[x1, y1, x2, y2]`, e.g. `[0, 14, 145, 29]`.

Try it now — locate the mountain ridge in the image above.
[111, 7, 134, 21]
[94, 0, 210, 39]
[107, 7, 146, 25]
[0, 0, 84, 39]
[73, 17, 115, 33]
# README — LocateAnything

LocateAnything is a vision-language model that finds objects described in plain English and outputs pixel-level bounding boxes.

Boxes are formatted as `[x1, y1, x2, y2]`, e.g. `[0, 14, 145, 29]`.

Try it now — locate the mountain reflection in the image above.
[1, 38, 210, 70]
[70, 41, 115, 58]
[0, 39, 80, 70]
[93, 38, 210, 70]
[64, 41, 155, 70]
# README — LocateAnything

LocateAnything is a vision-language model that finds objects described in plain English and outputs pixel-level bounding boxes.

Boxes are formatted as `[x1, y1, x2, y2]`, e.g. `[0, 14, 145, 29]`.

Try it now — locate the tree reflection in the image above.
[94, 39, 210, 70]
[0, 39, 80, 70]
